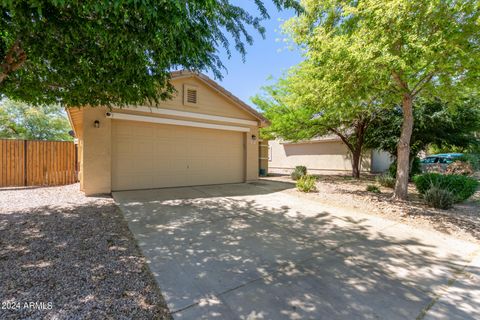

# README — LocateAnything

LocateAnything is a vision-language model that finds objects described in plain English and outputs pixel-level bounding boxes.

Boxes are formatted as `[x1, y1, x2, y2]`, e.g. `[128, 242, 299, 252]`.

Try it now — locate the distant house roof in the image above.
[170, 70, 269, 125]
[279, 134, 342, 145]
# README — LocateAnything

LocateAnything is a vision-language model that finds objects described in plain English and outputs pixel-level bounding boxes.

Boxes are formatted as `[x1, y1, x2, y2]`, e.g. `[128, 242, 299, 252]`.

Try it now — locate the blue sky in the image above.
[205, 2, 303, 110]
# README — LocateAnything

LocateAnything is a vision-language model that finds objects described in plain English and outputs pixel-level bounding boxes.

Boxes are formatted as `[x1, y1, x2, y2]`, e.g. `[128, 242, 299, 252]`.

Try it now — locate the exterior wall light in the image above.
[94, 120, 100, 128]
[251, 134, 257, 141]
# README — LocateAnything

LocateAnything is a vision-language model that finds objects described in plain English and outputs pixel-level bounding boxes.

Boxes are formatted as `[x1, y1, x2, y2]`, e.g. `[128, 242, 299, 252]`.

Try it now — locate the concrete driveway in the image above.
[113, 180, 480, 320]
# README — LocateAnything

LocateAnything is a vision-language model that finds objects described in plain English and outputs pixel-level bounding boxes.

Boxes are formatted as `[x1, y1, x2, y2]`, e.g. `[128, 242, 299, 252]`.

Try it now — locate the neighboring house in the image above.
[67, 71, 267, 195]
[268, 137, 392, 175]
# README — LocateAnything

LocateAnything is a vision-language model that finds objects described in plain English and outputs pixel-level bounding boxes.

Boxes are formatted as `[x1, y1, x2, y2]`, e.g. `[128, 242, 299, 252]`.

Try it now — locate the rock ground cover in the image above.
[0, 184, 171, 320]
[267, 174, 480, 244]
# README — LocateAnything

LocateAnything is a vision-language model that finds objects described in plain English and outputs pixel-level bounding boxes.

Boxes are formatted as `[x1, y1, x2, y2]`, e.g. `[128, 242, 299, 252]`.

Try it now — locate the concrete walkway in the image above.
[113, 180, 480, 320]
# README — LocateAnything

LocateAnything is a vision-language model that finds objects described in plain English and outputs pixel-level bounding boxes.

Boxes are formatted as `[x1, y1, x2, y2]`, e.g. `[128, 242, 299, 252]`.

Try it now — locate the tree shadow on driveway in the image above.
[115, 183, 480, 320]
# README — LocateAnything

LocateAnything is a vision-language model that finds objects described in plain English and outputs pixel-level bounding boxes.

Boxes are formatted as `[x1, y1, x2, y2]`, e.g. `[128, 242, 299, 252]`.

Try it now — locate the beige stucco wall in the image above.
[77, 76, 260, 195]
[268, 139, 371, 174]
[245, 127, 259, 181]
[82, 107, 112, 195]
[145, 77, 255, 120]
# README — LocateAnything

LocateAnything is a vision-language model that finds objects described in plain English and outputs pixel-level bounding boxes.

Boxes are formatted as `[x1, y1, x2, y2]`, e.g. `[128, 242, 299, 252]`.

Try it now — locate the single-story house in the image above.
[67, 71, 267, 195]
[268, 137, 392, 175]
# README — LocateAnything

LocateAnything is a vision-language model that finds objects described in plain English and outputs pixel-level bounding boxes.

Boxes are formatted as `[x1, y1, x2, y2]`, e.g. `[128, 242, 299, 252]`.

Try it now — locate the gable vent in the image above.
[187, 88, 197, 104]
[183, 84, 198, 106]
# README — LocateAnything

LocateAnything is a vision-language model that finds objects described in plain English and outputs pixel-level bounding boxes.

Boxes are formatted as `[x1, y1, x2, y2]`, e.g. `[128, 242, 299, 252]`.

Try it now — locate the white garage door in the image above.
[111, 120, 245, 191]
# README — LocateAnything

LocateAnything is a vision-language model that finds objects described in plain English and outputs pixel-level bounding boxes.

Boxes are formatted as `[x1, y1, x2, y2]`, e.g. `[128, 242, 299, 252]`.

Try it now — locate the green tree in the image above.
[284, 0, 480, 200]
[252, 68, 380, 178]
[366, 99, 480, 158]
[0, 99, 72, 141]
[0, 1, 301, 107]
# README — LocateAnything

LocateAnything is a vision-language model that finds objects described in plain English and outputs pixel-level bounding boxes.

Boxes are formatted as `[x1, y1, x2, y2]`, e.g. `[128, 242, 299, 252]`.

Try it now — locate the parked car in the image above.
[420, 153, 464, 172]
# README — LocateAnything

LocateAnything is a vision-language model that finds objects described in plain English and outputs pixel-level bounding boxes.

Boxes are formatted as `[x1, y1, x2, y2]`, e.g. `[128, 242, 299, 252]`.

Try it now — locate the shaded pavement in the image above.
[114, 180, 480, 320]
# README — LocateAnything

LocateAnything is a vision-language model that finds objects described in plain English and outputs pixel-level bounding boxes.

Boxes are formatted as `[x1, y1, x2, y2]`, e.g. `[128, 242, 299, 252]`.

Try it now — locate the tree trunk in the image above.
[329, 122, 366, 179]
[394, 94, 414, 200]
[351, 148, 361, 179]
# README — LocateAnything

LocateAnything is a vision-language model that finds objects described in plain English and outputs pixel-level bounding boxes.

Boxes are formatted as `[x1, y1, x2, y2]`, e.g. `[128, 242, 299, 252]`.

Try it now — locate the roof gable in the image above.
[170, 70, 268, 125]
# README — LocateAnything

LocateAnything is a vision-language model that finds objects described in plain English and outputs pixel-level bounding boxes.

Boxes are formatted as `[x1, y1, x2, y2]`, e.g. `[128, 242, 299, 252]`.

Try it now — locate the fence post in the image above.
[24, 140, 27, 186]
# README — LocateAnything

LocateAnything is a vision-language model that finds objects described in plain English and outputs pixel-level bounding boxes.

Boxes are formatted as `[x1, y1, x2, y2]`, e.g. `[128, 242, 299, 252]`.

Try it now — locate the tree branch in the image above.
[0, 39, 27, 84]
[328, 127, 354, 152]
[411, 71, 435, 96]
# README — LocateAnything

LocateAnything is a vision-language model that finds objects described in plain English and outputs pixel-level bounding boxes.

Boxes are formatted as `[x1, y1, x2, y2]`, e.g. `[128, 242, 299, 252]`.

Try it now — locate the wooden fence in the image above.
[0, 139, 78, 187]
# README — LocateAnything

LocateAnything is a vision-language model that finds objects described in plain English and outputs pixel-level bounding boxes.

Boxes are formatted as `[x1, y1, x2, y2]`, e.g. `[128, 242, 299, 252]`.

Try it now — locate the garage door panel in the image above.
[111, 120, 245, 191]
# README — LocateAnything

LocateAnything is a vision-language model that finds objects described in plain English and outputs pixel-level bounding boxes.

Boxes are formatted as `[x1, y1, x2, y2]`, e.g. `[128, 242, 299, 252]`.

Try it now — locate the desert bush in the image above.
[388, 157, 422, 178]
[424, 186, 454, 209]
[291, 165, 307, 180]
[366, 184, 381, 193]
[456, 154, 480, 171]
[413, 173, 479, 202]
[376, 173, 395, 188]
[296, 175, 317, 192]
[445, 161, 474, 176]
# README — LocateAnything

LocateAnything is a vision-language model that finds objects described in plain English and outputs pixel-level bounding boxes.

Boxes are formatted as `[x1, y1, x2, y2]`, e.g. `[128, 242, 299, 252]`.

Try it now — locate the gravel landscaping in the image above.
[0, 184, 171, 320]
[267, 174, 480, 244]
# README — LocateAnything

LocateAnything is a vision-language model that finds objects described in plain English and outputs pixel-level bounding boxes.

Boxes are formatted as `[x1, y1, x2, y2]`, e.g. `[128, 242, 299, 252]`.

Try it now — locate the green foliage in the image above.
[296, 175, 317, 192]
[388, 158, 422, 179]
[413, 173, 479, 203]
[376, 174, 395, 188]
[366, 185, 380, 193]
[365, 99, 480, 157]
[0, 99, 72, 141]
[424, 186, 455, 210]
[284, 1, 480, 103]
[291, 165, 307, 180]
[411, 158, 422, 177]
[252, 69, 377, 179]
[0, 1, 301, 107]
[456, 154, 480, 171]
[283, 0, 480, 199]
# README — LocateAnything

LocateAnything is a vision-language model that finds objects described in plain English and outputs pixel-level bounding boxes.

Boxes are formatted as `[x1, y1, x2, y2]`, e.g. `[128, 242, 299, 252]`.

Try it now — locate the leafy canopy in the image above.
[252, 61, 381, 143]
[284, 0, 480, 102]
[365, 98, 480, 157]
[282, 0, 480, 198]
[0, 0, 301, 107]
[0, 99, 73, 140]
[252, 61, 381, 178]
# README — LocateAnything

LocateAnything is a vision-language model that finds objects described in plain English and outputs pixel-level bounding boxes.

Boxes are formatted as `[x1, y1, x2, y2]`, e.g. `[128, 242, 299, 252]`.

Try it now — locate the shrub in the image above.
[296, 175, 317, 192]
[445, 161, 474, 176]
[413, 173, 479, 202]
[456, 154, 480, 171]
[424, 186, 454, 209]
[366, 184, 381, 193]
[388, 157, 422, 178]
[291, 165, 307, 180]
[411, 157, 422, 176]
[388, 162, 396, 177]
[376, 173, 395, 188]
